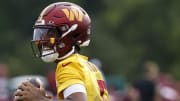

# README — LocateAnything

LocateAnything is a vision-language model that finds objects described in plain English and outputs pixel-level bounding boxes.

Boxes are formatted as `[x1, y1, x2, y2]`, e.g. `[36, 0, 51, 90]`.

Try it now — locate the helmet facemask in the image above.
[31, 27, 60, 62]
[31, 25, 79, 62]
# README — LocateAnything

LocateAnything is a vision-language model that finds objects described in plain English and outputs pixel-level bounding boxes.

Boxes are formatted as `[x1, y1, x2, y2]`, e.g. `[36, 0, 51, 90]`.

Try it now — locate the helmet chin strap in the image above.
[41, 46, 75, 62]
[56, 46, 75, 60]
[41, 50, 59, 62]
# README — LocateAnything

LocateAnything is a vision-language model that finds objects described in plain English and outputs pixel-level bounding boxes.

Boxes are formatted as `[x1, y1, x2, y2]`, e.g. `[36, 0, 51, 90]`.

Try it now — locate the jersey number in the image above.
[87, 62, 108, 100]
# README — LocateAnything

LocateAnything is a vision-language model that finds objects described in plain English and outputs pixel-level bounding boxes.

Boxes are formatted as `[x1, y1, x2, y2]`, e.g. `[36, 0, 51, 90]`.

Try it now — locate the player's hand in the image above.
[14, 81, 50, 101]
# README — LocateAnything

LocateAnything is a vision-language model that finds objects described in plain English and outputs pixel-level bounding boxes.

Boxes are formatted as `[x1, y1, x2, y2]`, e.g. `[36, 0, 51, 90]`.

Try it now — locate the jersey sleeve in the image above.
[56, 61, 85, 99]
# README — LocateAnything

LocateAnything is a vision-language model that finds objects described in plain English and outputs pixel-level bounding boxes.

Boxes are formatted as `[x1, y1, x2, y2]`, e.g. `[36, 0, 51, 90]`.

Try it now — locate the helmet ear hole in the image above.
[58, 25, 69, 32]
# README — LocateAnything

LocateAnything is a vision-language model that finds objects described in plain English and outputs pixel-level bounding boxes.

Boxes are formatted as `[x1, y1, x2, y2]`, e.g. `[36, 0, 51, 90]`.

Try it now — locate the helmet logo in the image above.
[62, 8, 83, 22]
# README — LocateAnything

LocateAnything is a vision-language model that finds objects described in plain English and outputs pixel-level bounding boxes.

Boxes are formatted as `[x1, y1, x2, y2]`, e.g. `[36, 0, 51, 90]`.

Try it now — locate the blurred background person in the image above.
[123, 61, 158, 101]
[89, 58, 103, 70]
[0, 64, 9, 101]
[106, 75, 126, 101]
[156, 73, 180, 101]
[132, 79, 155, 101]
[123, 84, 140, 101]
[142, 61, 180, 101]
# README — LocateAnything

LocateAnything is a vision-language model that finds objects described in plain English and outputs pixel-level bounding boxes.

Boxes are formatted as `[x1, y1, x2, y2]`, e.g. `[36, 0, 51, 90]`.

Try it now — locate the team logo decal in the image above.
[62, 8, 83, 22]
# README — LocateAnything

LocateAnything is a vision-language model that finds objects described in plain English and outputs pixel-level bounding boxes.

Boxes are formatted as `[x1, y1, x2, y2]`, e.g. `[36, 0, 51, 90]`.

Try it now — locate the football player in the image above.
[14, 2, 109, 101]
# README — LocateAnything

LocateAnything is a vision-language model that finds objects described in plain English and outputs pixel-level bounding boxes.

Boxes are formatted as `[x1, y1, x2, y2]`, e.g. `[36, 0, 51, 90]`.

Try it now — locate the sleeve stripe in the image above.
[63, 84, 87, 98]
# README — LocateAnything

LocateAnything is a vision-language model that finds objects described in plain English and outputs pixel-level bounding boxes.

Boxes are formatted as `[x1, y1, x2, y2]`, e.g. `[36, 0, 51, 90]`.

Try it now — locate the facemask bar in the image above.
[31, 41, 41, 57]
[31, 28, 60, 57]
[31, 24, 79, 59]
[33, 28, 61, 41]
[31, 40, 59, 57]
